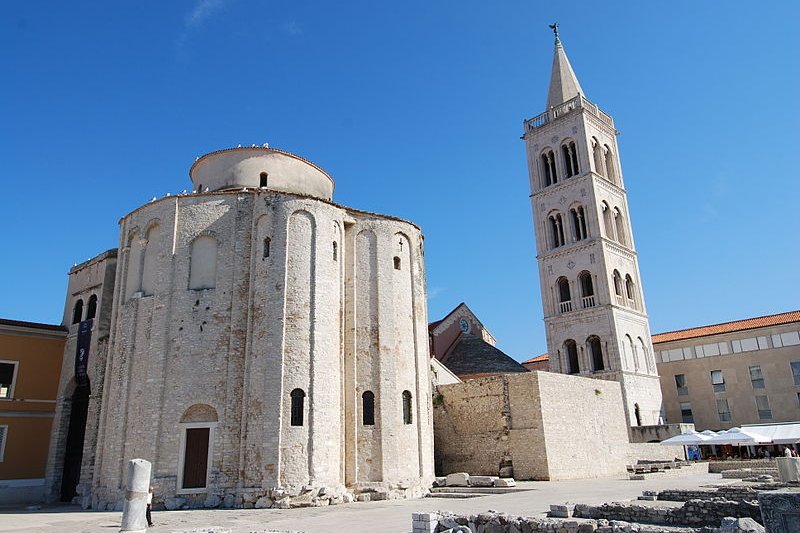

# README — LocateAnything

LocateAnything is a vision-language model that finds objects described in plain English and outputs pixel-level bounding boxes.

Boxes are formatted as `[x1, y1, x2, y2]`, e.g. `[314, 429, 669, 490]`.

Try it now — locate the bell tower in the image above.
[522, 29, 664, 428]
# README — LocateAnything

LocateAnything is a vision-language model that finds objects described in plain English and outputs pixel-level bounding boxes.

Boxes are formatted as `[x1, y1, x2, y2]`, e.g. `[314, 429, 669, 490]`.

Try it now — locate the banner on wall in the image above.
[75, 319, 93, 386]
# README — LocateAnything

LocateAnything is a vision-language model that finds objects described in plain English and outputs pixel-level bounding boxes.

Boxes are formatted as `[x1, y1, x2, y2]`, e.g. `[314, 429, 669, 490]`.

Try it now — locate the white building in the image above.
[522, 33, 664, 428]
[46, 146, 434, 509]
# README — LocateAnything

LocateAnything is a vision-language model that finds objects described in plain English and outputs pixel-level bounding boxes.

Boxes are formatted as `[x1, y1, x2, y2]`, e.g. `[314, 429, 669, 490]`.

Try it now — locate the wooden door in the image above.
[182, 428, 210, 489]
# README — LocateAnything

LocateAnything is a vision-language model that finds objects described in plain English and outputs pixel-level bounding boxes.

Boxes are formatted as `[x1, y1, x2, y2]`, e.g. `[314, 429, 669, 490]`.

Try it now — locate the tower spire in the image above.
[545, 26, 584, 110]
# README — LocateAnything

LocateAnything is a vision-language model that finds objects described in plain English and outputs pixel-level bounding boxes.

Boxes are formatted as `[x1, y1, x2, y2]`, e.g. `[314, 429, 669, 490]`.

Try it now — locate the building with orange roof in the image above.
[653, 310, 800, 431]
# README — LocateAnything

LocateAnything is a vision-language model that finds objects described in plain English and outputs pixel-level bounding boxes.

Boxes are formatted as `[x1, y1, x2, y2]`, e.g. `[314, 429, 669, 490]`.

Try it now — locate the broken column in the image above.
[120, 458, 151, 533]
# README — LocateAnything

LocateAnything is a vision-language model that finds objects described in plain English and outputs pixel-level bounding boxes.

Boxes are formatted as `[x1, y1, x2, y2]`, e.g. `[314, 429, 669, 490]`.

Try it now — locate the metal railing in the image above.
[559, 301, 573, 313]
[581, 295, 595, 308]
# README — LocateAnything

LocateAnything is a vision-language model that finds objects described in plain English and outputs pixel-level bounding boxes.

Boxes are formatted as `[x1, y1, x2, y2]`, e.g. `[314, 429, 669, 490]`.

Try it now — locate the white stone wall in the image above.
[85, 187, 432, 508]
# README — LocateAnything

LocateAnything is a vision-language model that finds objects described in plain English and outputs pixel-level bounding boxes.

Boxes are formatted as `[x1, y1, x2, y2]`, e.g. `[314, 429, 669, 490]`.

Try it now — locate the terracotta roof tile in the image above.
[522, 353, 550, 364]
[652, 310, 800, 344]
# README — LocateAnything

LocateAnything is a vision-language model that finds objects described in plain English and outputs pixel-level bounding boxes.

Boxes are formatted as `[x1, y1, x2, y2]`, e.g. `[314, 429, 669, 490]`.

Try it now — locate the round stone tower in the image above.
[88, 147, 434, 509]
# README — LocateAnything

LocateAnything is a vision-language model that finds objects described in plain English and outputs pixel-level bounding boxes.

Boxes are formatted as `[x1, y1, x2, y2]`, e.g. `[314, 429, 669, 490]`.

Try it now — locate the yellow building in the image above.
[654, 311, 800, 431]
[0, 319, 67, 504]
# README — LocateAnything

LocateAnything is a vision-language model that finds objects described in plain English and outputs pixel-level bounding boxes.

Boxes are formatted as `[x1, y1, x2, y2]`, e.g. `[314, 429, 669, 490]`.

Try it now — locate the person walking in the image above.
[146, 485, 154, 527]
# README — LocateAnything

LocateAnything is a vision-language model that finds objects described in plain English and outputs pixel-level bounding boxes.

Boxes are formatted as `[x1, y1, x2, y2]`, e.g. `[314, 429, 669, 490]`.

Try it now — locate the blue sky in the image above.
[1, 1, 798, 361]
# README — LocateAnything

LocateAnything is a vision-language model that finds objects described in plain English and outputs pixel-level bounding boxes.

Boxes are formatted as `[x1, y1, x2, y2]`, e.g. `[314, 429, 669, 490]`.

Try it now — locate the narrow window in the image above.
[579, 271, 594, 308]
[562, 144, 572, 177]
[0, 362, 17, 399]
[259, 172, 268, 187]
[332, 241, 338, 261]
[602, 202, 614, 239]
[362, 391, 375, 426]
[570, 208, 581, 241]
[556, 214, 565, 246]
[588, 336, 604, 371]
[290, 388, 305, 426]
[592, 138, 605, 176]
[749, 365, 765, 389]
[675, 374, 688, 396]
[612, 270, 623, 302]
[564, 339, 579, 374]
[634, 403, 642, 426]
[86, 295, 98, 320]
[557, 277, 571, 313]
[72, 299, 84, 324]
[604, 145, 616, 182]
[548, 151, 558, 184]
[680, 402, 693, 423]
[402, 390, 413, 424]
[756, 395, 772, 420]
[716, 399, 732, 422]
[625, 275, 636, 308]
[393, 256, 401, 270]
[711, 370, 725, 393]
[549, 216, 559, 248]
[571, 206, 587, 240]
[263, 237, 271, 258]
[198, 183, 204, 193]
[541, 151, 556, 187]
[791, 361, 800, 386]
[614, 208, 627, 246]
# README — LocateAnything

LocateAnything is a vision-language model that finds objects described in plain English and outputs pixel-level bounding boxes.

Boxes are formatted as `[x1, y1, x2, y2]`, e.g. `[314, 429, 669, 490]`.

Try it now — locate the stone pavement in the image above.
[0, 473, 733, 533]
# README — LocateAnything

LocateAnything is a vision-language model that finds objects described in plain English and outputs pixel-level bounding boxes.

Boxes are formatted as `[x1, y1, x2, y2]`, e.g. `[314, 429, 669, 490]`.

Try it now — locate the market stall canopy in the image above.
[659, 430, 716, 446]
[704, 427, 772, 445]
[741, 423, 800, 444]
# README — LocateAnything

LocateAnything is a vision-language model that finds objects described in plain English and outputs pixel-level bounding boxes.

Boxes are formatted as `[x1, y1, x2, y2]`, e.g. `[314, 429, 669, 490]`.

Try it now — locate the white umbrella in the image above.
[660, 430, 715, 446]
[705, 427, 772, 445]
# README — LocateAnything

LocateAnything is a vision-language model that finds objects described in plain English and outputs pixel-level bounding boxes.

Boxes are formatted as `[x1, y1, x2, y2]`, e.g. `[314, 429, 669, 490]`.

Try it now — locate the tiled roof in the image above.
[441, 333, 529, 377]
[0, 318, 67, 332]
[652, 310, 800, 344]
[522, 353, 550, 364]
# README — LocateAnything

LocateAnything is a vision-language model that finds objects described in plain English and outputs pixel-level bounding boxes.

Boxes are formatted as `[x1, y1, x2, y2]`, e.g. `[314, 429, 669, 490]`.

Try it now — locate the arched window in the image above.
[562, 141, 579, 178]
[604, 145, 616, 182]
[290, 388, 305, 426]
[557, 277, 572, 313]
[625, 274, 637, 309]
[613, 208, 627, 246]
[393, 256, 401, 270]
[72, 299, 84, 324]
[126, 231, 143, 299]
[141, 225, 160, 296]
[601, 202, 615, 240]
[623, 334, 635, 370]
[564, 339, 579, 374]
[579, 271, 595, 308]
[627, 334, 639, 371]
[548, 213, 565, 248]
[613, 270, 623, 304]
[263, 237, 271, 258]
[570, 206, 587, 241]
[540, 150, 557, 187]
[86, 295, 98, 321]
[638, 337, 651, 374]
[189, 235, 218, 290]
[332, 241, 338, 262]
[402, 390, 413, 424]
[588, 336, 604, 371]
[362, 391, 375, 426]
[634, 403, 642, 426]
[259, 172, 268, 188]
[592, 138, 605, 176]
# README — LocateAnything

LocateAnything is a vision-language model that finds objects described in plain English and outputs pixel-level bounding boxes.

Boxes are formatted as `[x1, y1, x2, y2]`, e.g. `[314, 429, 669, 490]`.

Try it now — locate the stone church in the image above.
[44, 147, 435, 509]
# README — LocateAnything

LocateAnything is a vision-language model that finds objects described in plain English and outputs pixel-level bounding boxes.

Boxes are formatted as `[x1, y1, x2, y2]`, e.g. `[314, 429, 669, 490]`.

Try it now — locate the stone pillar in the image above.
[119, 458, 151, 533]
[776, 457, 800, 482]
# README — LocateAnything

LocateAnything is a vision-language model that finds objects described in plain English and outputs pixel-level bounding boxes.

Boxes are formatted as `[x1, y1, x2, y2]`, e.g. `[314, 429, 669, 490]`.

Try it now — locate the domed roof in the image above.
[190, 146, 334, 200]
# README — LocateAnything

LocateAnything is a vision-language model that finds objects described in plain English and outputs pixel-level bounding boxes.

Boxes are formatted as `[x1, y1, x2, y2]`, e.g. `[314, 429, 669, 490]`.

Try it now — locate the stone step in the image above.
[430, 487, 533, 494]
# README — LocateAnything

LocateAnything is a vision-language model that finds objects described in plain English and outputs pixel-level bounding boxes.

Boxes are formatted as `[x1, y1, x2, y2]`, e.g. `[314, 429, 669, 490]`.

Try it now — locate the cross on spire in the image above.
[548, 22, 560, 43]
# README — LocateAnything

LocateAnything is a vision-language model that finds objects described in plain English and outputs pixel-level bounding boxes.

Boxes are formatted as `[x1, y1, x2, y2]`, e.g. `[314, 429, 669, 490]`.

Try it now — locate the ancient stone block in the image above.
[469, 475, 498, 487]
[494, 478, 516, 487]
[758, 491, 800, 533]
[775, 457, 800, 483]
[446, 472, 470, 486]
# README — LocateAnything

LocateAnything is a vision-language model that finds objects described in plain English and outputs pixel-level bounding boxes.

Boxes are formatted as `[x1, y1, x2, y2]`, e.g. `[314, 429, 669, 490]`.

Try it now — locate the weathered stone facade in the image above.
[433, 371, 669, 481]
[46, 147, 434, 508]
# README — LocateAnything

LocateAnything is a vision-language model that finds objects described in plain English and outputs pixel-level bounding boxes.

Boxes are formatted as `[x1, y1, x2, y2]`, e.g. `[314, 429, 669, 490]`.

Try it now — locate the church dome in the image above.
[189, 146, 334, 200]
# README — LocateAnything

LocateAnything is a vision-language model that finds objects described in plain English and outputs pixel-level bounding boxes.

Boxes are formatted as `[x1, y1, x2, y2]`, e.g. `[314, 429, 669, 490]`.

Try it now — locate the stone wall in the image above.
[573, 498, 762, 527]
[629, 423, 694, 443]
[626, 442, 686, 465]
[708, 459, 773, 473]
[434, 371, 632, 480]
[657, 486, 760, 502]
